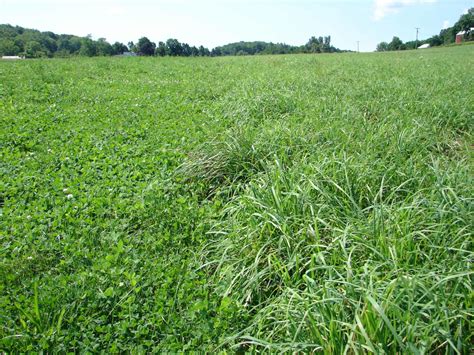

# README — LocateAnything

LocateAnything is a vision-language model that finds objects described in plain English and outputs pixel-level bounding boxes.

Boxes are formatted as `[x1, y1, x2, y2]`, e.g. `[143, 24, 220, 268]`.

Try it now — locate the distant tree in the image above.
[43, 31, 57, 40]
[136, 37, 155, 56]
[40, 37, 57, 55]
[79, 38, 97, 56]
[155, 41, 167, 56]
[306, 36, 321, 53]
[190, 46, 199, 56]
[24, 40, 45, 57]
[440, 27, 456, 44]
[322, 36, 331, 52]
[166, 39, 183, 56]
[128, 41, 137, 53]
[57, 38, 73, 54]
[0, 39, 21, 55]
[182, 43, 192, 57]
[198, 45, 210, 56]
[404, 40, 418, 50]
[305, 36, 334, 53]
[388, 36, 405, 51]
[376, 41, 389, 51]
[56, 36, 82, 55]
[112, 41, 128, 55]
[211, 47, 222, 56]
[96, 38, 113, 56]
[426, 35, 443, 47]
[456, 8, 474, 32]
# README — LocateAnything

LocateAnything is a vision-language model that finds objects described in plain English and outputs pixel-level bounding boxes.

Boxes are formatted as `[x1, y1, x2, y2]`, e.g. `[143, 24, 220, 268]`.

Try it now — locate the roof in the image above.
[457, 28, 474, 36]
[418, 44, 430, 49]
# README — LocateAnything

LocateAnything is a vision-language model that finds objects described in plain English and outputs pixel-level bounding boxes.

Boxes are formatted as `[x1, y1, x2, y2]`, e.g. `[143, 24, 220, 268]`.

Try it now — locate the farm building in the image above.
[2, 56, 24, 60]
[456, 28, 474, 43]
[119, 52, 137, 57]
[456, 31, 467, 44]
[418, 43, 430, 49]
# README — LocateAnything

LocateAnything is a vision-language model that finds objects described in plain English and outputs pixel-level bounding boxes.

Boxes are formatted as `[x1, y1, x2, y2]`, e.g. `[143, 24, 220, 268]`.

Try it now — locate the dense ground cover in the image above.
[1, 46, 473, 352]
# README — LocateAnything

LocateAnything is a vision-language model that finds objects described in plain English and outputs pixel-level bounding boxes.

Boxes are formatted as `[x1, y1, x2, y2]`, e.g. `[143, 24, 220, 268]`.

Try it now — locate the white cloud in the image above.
[442, 20, 449, 29]
[373, 0, 437, 21]
[463, 8, 469, 14]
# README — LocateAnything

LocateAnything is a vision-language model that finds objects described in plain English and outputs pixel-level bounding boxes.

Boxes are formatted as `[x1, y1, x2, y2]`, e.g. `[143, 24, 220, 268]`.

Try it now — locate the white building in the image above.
[2, 56, 24, 60]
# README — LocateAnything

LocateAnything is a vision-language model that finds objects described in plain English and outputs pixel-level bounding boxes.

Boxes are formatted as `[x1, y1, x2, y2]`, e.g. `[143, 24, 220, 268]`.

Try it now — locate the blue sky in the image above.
[0, 0, 472, 51]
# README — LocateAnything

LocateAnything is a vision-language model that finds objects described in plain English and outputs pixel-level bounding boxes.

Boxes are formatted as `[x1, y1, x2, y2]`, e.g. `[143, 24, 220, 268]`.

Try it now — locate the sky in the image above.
[0, 0, 472, 52]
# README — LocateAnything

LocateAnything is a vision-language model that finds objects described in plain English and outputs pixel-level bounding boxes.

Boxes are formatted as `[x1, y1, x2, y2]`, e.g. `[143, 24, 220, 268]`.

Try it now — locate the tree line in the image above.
[214, 36, 343, 56]
[0, 25, 129, 57]
[0, 24, 344, 58]
[376, 8, 473, 51]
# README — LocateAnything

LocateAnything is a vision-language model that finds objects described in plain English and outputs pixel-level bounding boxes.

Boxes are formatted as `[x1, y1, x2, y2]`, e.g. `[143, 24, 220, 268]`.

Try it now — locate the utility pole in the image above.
[415, 27, 420, 49]
[357, 41, 360, 53]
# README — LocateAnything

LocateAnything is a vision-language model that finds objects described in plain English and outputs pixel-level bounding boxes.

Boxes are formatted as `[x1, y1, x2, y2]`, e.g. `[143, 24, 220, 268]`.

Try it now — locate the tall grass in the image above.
[186, 50, 473, 352]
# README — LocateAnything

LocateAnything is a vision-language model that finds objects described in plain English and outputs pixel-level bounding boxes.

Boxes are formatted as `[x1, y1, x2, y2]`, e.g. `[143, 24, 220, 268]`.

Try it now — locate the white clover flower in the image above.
[66, 194, 74, 199]
[63, 188, 69, 193]
[26, 215, 32, 220]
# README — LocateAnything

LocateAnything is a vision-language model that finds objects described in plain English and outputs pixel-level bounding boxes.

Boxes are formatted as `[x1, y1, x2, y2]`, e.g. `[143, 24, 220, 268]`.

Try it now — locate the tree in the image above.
[182, 43, 192, 57]
[128, 41, 137, 53]
[426, 35, 443, 47]
[136, 37, 155, 56]
[24, 41, 45, 58]
[166, 39, 183, 56]
[322, 36, 331, 52]
[155, 41, 167, 56]
[190, 46, 199, 56]
[388, 36, 405, 51]
[79, 38, 97, 56]
[376, 42, 389, 51]
[112, 42, 128, 55]
[455, 8, 474, 32]
[0, 39, 21, 55]
[96, 38, 113, 56]
[306, 36, 321, 53]
[211, 47, 222, 56]
[198, 45, 210, 56]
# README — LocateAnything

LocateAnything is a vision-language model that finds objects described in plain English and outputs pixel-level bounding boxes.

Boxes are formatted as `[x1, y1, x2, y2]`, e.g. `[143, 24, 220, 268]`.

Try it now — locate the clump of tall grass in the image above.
[218, 83, 299, 126]
[202, 149, 473, 352]
[178, 120, 324, 196]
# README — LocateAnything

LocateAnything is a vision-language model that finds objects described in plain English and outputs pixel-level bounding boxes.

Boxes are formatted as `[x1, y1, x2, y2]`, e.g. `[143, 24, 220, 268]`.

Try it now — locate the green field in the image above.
[1, 46, 473, 352]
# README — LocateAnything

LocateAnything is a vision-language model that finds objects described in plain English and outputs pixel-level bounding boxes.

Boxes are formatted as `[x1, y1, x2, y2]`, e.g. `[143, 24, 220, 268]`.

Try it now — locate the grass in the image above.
[0, 46, 473, 352]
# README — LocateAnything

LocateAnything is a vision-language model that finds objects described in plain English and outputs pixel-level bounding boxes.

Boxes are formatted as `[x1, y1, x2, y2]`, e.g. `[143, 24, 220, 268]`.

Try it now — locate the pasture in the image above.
[1, 46, 473, 352]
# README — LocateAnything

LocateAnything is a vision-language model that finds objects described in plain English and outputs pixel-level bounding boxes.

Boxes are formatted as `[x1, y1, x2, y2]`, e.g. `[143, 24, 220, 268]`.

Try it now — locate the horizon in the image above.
[0, 0, 472, 51]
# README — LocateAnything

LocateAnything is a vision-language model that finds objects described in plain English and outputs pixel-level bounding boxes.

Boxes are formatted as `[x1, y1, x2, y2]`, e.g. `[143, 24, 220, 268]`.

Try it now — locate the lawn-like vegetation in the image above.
[1, 46, 473, 352]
